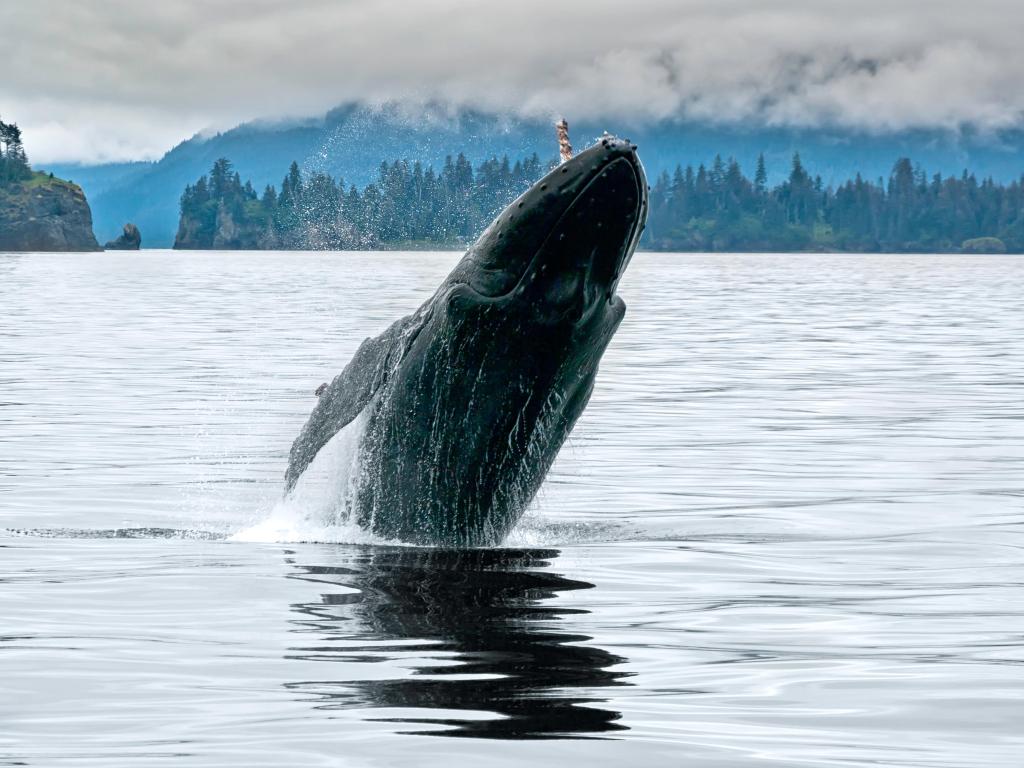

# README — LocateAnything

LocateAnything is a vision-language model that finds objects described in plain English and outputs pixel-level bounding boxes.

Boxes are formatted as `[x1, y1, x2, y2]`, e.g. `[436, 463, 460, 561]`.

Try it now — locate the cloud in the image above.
[3, 0, 1022, 163]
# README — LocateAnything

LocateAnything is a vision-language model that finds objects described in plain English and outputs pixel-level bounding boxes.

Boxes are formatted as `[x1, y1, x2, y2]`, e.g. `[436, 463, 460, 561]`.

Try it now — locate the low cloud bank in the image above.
[5, 0, 1022, 163]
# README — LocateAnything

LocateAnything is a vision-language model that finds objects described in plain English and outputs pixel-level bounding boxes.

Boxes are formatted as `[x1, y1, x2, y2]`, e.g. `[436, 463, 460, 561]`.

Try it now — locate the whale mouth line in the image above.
[455, 156, 643, 316]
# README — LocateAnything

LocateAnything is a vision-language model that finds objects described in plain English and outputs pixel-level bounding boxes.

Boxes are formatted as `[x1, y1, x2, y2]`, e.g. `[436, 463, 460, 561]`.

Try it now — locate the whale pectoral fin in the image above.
[284, 315, 412, 491]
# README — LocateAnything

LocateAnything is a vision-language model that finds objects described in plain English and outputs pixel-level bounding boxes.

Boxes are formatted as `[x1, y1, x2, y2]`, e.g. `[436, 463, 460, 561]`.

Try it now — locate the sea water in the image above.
[1, 251, 1023, 766]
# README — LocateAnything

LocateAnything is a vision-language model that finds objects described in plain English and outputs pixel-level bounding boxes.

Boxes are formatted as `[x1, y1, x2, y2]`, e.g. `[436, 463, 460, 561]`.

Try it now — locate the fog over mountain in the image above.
[3, 0, 1024, 164]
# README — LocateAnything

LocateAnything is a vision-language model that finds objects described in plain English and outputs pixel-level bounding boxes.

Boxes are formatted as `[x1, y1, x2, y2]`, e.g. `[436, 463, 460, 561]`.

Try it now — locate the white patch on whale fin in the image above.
[231, 409, 394, 544]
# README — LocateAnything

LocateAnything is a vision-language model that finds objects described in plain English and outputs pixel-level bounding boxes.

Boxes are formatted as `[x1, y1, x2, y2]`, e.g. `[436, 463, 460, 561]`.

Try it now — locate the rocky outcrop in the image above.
[104, 222, 141, 250]
[174, 200, 273, 249]
[0, 173, 101, 251]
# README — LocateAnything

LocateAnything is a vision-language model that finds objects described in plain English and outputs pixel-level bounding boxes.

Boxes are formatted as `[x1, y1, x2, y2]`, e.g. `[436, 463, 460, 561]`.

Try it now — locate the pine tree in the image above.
[754, 153, 768, 194]
[0, 115, 31, 184]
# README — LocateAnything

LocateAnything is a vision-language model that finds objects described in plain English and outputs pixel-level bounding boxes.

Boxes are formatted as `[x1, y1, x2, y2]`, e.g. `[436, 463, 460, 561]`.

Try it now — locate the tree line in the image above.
[176, 151, 1024, 253]
[0, 115, 31, 186]
[647, 154, 1024, 253]
[175, 154, 547, 249]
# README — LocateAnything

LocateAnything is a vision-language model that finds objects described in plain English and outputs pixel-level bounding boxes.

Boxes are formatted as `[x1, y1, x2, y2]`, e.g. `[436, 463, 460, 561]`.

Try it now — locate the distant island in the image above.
[175, 151, 1023, 253]
[1, 116, 101, 252]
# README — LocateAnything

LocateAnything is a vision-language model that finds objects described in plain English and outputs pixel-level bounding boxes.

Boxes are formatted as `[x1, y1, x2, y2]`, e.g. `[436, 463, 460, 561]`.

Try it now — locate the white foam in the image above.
[228, 499, 400, 545]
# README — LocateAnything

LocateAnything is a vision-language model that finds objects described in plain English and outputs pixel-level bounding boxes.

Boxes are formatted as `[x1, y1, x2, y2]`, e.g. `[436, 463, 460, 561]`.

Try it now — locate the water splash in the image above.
[226, 391, 633, 547]
[229, 410, 403, 545]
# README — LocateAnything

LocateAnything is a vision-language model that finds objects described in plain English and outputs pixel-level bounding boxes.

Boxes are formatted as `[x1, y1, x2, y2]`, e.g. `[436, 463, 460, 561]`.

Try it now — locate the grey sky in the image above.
[2, 0, 1022, 163]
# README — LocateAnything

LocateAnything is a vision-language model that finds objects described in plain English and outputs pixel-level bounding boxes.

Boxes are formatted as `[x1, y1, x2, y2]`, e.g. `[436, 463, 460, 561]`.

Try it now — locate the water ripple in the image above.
[1, 252, 1023, 766]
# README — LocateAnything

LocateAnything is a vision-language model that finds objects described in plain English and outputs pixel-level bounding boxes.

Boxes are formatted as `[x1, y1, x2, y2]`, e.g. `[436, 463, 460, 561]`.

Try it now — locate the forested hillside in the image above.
[175, 152, 1024, 253]
[647, 155, 1024, 252]
[174, 154, 545, 249]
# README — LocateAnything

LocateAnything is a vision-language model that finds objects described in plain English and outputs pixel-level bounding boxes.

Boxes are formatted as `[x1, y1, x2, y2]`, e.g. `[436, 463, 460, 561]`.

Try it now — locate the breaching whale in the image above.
[285, 136, 648, 546]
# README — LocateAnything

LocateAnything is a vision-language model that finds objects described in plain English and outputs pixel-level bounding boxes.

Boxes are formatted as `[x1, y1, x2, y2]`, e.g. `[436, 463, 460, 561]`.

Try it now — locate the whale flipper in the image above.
[284, 313, 416, 491]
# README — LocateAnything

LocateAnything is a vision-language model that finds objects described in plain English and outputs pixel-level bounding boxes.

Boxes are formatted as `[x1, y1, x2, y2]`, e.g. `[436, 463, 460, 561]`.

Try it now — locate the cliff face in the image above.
[0, 173, 101, 251]
[174, 201, 274, 249]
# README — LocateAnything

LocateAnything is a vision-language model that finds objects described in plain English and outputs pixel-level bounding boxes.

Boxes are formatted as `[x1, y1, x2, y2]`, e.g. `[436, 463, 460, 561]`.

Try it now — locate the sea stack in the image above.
[104, 223, 142, 250]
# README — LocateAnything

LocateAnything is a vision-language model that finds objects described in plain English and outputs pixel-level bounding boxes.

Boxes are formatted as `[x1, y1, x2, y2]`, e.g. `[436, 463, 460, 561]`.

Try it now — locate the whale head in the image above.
[447, 135, 647, 328]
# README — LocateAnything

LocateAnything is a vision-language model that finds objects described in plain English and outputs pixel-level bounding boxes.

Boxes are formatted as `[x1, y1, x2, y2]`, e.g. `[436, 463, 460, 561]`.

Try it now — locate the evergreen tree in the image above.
[172, 148, 1024, 254]
[754, 153, 768, 194]
[0, 115, 32, 185]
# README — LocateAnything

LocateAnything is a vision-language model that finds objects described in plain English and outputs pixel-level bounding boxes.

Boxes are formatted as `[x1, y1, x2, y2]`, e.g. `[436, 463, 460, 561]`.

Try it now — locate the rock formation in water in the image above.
[174, 199, 273, 250]
[103, 222, 142, 250]
[0, 173, 102, 251]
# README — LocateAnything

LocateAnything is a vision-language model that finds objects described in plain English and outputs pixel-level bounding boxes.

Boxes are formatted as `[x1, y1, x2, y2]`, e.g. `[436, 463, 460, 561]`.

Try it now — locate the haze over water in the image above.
[2, 251, 1023, 767]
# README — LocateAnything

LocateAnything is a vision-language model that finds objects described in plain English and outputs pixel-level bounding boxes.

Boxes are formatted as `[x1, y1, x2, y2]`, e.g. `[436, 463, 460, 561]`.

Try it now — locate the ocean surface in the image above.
[2, 250, 1023, 767]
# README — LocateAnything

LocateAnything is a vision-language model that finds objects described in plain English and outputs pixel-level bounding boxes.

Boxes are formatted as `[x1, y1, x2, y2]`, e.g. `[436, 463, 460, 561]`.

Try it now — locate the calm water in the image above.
[2, 251, 1023, 767]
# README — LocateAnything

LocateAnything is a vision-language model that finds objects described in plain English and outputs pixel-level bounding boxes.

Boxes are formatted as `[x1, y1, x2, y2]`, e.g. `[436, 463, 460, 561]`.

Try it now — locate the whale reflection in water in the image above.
[283, 547, 630, 739]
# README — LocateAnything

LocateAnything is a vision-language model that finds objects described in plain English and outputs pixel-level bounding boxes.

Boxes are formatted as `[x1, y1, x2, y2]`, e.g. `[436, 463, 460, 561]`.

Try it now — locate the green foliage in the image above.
[175, 151, 1024, 253]
[0, 114, 32, 186]
[648, 155, 1024, 253]
[175, 153, 546, 249]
